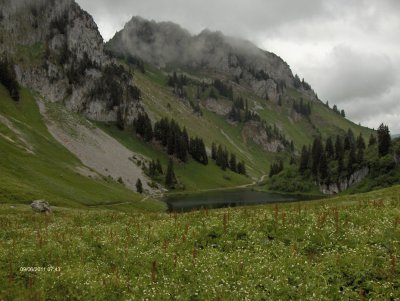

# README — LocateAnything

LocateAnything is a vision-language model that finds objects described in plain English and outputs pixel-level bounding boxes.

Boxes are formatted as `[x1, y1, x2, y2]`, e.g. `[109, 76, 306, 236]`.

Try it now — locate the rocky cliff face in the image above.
[0, 0, 142, 125]
[242, 121, 285, 153]
[106, 17, 318, 103]
[319, 167, 369, 195]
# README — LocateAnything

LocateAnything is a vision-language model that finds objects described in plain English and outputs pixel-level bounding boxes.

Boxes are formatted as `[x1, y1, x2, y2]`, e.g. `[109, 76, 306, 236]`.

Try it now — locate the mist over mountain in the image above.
[106, 16, 318, 102]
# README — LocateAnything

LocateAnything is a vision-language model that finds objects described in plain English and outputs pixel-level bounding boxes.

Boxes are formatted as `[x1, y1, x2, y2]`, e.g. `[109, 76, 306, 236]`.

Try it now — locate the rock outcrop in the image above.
[31, 200, 52, 213]
[106, 17, 319, 103]
[242, 121, 285, 153]
[0, 0, 142, 126]
[319, 167, 369, 195]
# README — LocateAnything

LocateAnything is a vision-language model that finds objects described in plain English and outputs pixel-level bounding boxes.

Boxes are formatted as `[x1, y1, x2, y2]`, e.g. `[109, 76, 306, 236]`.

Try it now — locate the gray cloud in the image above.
[76, 0, 400, 133]
[308, 46, 397, 102]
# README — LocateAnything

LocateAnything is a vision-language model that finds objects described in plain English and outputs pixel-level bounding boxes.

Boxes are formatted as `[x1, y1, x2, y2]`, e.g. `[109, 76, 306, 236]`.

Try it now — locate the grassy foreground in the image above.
[1, 185, 400, 300]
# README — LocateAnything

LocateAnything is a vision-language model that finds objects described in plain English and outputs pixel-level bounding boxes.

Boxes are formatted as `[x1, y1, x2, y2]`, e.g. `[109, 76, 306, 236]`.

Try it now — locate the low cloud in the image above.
[313, 46, 396, 103]
[76, 0, 400, 133]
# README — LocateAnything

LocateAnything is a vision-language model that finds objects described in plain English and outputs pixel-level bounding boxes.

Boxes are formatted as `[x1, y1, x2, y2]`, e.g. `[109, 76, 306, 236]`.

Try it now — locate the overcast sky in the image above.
[77, 0, 400, 133]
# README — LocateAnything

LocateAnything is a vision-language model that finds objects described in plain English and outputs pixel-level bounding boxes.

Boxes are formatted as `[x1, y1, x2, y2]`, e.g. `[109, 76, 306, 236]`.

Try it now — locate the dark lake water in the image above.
[164, 189, 320, 212]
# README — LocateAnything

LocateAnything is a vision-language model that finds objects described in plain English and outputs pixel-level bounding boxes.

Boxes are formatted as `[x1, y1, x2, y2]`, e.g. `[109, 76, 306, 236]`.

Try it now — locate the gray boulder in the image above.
[31, 200, 52, 214]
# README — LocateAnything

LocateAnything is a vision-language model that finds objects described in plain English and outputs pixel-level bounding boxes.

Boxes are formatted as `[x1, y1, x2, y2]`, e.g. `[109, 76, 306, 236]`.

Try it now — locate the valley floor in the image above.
[1, 185, 399, 300]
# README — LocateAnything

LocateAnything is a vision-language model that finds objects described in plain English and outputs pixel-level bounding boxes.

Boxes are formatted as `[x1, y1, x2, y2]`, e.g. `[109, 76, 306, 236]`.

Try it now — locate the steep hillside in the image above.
[106, 19, 373, 184]
[0, 0, 141, 126]
[0, 1, 376, 205]
[0, 84, 164, 210]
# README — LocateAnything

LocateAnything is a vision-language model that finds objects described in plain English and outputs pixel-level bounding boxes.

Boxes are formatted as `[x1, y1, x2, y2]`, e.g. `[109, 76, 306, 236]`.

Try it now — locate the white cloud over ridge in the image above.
[77, 0, 400, 133]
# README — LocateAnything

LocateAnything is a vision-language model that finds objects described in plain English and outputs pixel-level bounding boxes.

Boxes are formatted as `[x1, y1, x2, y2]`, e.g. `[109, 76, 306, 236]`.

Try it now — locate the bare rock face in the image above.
[250, 79, 279, 102]
[0, 0, 142, 126]
[106, 17, 319, 100]
[204, 98, 231, 116]
[31, 200, 52, 214]
[319, 167, 369, 195]
[242, 121, 285, 153]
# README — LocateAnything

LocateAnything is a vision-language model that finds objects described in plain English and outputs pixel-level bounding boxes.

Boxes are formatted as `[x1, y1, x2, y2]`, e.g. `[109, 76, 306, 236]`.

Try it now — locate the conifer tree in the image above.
[356, 133, 366, 150]
[229, 153, 237, 172]
[237, 161, 246, 175]
[357, 147, 364, 164]
[368, 134, 377, 146]
[347, 145, 356, 174]
[377, 123, 391, 157]
[299, 145, 310, 174]
[325, 137, 334, 159]
[335, 136, 344, 160]
[165, 158, 177, 188]
[156, 159, 163, 174]
[211, 142, 217, 160]
[136, 179, 143, 194]
[311, 137, 323, 176]
[319, 152, 328, 180]
[0, 57, 20, 101]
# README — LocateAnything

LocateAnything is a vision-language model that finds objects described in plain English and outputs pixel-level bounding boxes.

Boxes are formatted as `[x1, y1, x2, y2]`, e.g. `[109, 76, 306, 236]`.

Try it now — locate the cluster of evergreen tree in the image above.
[167, 72, 188, 88]
[377, 123, 391, 157]
[189, 99, 202, 116]
[165, 158, 177, 188]
[228, 97, 260, 123]
[89, 63, 141, 112]
[153, 117, 208, 165]
[261, 121, 293, 151]
[65, 52, 97, 85]
[147, 159, 163, 177]
[292, 98, 311, 117]
[255, 70, 270, 81]
[212, 79, 233, 99]
[293, 74, 311, 90]
[248, 68, 270, 81]
[332, 104, 346, 118]
[133, 112, 153, 142]
[153, 117, 189, 162]
[299, 129, 367, 184]
[0, 57, 19, 101]
[269, 160, 284, 177]
[126, 54, 145, 73]
[211, 143, 246, 175]
[104, 50, 145, 73]
[189, 137, 208, 165]
[167, 72, 188, 98]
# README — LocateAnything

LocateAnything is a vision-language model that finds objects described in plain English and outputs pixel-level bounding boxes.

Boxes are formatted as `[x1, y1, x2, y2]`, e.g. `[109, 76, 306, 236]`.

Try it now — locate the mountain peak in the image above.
[106, 16, 318, 102]
[0, 0, 142, 125]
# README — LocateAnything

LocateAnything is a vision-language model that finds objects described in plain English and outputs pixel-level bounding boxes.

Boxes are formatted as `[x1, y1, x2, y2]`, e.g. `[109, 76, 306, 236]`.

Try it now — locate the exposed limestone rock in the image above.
[204, 98, 231, 116]
[319, 167, 369, 195]
[242, 121, 285, 153]
[0, 0, 142, 126]
[31, 200, 52, 214]
[106, 17, 320, 100]
[250, 79, 279, 102]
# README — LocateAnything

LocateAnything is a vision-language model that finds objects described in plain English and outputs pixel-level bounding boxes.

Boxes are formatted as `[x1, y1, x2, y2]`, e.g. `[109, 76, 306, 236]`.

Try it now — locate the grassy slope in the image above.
[1, 185, 399, 300]
[133, 65, 373, 177]
[0, 85, 164, 211]
[97, 123, 250, 191]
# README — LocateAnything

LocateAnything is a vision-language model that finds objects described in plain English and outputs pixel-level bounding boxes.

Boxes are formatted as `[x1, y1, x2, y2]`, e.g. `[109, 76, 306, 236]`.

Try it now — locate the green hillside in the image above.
[1, 184, 399, 300]
[121, 62, 373, 177]
[0, 85, 164, 211]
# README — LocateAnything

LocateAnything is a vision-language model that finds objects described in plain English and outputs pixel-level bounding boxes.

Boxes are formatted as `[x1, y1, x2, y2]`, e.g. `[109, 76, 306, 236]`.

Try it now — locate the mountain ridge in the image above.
[0, 0, 142, 126]
[0, 0, 380, 205]
[106, 16, 318, 103]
